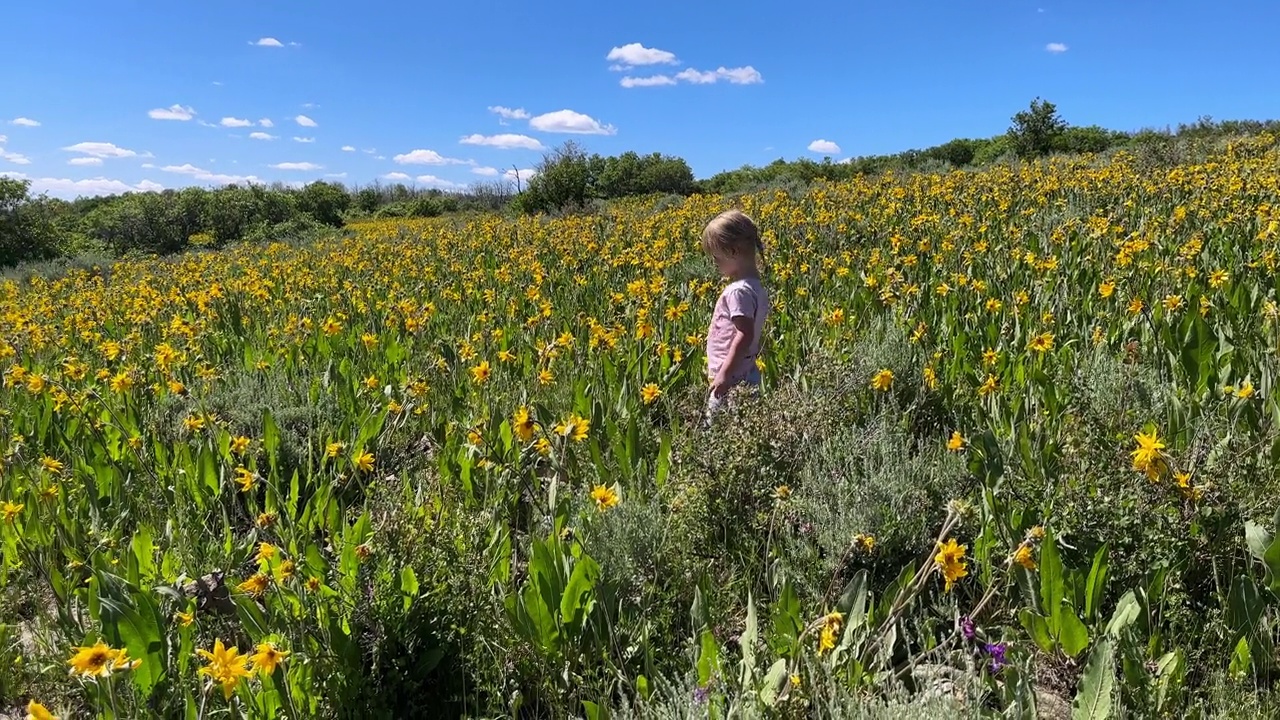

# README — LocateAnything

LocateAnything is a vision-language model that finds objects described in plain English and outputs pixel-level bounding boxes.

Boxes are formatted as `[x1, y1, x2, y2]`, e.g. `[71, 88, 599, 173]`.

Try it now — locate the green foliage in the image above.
[0, 178, 64, 266]
[517, 141, 697, 214]
[1009, 97, 1068, 158]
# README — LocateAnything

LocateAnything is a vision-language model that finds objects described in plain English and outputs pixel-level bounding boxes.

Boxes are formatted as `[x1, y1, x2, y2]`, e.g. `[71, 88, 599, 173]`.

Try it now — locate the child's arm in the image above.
[710, 316, 755, 398]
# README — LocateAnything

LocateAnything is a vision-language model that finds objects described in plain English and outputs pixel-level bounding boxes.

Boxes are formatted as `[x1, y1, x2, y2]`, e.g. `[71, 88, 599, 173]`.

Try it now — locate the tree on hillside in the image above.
[1008, 98, 1068, 158]
[1, 178, 62, 266]
[296, 181, 351, 227]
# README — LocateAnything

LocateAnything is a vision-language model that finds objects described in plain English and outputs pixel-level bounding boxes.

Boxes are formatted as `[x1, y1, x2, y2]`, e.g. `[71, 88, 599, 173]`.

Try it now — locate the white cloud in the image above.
[504, 168, 537, 184]
[459, 133, 545, 150]
[415, 175, 463, 189]
[68, 157, 103, 166]
[324, 172, 347, 179]
[471, 166, 500, 177]
[221, 117, 253, 128]
[2, 171, 165, 198]
[1045, 42, 1068, 53]
[807, 139, 841, 155]
[2, 151, 32, 165]
[382, 172, 412, 181]
[63, 142, 143, 159]
[717, 66, 764, 84]
[149, 104, 197, 121]
[249, 132, 277, 141]
[489, 106, 531, 121]
[258, 118, 274, 128]
[293, 136, 315, 143]
[10, 118, 40, 127]
[674, 66, 764, 85]
[0, 135, 6, 144]
[606, 43, 679, 68]
[270, 162, 323, 171]
[362, 148, 377, 154]
[253, 38, 284, 47]
[341, 145, 356, 152]
[393, 149, 471, 165]
[620, 75, 677, 88]
[295, 115, 318, 128]
[158, 164, 262, 185]
[528, 109, 616, 136]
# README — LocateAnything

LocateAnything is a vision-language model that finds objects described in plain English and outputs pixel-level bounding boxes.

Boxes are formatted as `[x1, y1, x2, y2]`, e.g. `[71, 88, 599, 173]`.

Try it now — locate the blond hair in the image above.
[702, 209, 763, 259]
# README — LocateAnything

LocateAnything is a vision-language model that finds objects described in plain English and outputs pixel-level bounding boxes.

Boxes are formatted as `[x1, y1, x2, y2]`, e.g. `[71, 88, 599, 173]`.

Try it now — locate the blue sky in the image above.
[3, 0, 1279, 198]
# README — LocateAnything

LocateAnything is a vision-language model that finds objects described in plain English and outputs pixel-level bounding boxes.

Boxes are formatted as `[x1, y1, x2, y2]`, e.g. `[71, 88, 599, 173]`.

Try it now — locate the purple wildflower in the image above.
[692, 685, 709, 704]
[960, 616, 976, 640]
[983, 642, 1008, 672]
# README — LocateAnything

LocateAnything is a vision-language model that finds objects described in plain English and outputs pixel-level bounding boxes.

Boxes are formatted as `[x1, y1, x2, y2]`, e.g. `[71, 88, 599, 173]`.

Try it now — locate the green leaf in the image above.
[1084, 545, 1109, 622]
[559, 554, 600, 637]
[1262, 533, 1280, 595]
[581, 700, 601, 720]
[759, 659, 789, 707]
[400, 567, 419, 612]
[1106, 591, 1141, 638]
[131, 525, 156, 584]
[696, 630, 721, 687]
[1229, 636, 1252, 680]
[1021, 609, 1056, 654]
[1072, 636, 1114, 720]
[1059, 606, 1090, 658]
[1040, 529, 1065, 634]
[263, 409, 280, 463]
[740, 591, 758, 687]
[99, 594, 165, 699]
[1154, 649, 1186, 713]
[1246, 520, 1272, 565]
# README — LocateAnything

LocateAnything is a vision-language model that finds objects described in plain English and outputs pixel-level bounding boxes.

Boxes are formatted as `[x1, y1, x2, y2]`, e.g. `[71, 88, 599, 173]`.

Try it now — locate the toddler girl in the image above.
[702, 209, 770, 421]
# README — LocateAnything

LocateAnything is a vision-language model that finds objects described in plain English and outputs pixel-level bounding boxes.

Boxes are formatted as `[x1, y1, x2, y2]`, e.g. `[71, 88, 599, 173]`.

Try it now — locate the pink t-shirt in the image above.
[706, 277, 770, 385]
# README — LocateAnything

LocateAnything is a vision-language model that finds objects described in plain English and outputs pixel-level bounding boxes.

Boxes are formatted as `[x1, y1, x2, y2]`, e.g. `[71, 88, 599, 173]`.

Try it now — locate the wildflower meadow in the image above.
[3, 134, 1280, 718]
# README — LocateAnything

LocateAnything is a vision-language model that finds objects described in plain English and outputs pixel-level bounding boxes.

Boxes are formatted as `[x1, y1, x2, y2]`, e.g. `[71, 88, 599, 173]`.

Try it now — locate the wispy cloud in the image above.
[63, 141, 146, 159]
[393, 149, 472, 165]
[221, 117, 254, 128]
[295, 115, 318, 128]
[10, 118, 41, 127]
[148, 105, 197, 121]
[258, 118, 274, 128]
[270, 162, 323, 171]
[620, 75, 678, 88]
[293, 137, 315, 143]
[460, 133, 545, 150]
[1, 171, 164, 198]
[252, 37, 284, 47]
[68, 157, 103, 166]
[249, 132, 277, 141]
[158, 163, 262, 185]
[2, 151, 32, 165]
[1045, 42, 1068, 53]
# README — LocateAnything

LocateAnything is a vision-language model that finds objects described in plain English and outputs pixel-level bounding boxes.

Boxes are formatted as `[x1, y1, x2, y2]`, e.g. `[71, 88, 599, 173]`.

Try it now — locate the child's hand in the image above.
[710, 371, 730, 399]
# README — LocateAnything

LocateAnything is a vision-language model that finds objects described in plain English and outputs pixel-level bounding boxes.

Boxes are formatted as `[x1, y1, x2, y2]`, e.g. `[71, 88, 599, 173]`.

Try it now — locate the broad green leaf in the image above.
[759, 659, 789, 707]
[1229, 636, 1252, 679]
[1040, 529, 1065, 634]
[1072, 636, 1114, 720]
[100, 594, 165, 699]
[1106, 591, 1141, 638]
[1262, 533, 1280, 594]
[1084, 545, 1109, 622]
[559, 554, 600, 636]
[1155, 649, 1186, 713]
[696, 629, 721, 687]
[1059, 606, 1090, 658]
[1020, 609, 1056, 654]
[400, 567, 419, 612]
[131, 525, 156, 584]
[740, 591, 758, 687]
